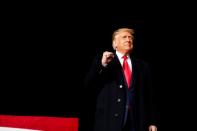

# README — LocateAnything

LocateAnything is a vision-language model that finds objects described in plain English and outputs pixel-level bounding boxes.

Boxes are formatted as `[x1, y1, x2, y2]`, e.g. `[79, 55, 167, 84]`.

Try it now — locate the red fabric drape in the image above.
[0, 115, 78, 131]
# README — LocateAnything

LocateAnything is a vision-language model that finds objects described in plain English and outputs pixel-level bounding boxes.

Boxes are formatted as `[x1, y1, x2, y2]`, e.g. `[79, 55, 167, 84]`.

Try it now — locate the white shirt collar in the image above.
[116, 51, 130, 60]
[115, 51, 132, 69]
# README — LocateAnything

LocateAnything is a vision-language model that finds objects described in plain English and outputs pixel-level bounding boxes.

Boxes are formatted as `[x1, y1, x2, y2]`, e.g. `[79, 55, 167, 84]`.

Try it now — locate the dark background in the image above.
[1, 2, 196, 131]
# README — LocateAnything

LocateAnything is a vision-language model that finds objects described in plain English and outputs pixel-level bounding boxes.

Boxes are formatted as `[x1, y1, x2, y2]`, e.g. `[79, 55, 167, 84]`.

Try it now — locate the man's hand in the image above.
[101, 51, 114, 67]
[149, 125, 157, 131]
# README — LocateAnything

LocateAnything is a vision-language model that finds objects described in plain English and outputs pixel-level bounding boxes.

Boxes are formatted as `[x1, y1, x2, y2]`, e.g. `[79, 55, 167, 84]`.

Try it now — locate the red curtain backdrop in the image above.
[0, 115, 78, 131]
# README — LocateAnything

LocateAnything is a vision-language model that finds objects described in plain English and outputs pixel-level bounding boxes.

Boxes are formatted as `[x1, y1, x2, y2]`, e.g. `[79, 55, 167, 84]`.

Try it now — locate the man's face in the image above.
[114, 31, 133, 54]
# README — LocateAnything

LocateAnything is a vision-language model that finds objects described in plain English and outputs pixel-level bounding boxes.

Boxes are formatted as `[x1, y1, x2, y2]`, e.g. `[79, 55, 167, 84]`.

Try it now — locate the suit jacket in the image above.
[84, 53, 157, 131]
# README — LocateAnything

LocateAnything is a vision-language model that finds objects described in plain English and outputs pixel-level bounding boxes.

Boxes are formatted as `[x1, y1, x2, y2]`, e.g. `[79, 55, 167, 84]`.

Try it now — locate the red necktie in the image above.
[122, 55, 132, 88]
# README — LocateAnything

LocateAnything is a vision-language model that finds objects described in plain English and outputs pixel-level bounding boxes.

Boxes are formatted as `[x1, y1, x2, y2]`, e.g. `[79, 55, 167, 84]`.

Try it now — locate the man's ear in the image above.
[113, 41, 117, 49]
